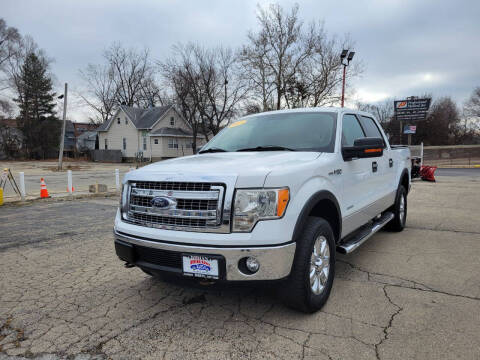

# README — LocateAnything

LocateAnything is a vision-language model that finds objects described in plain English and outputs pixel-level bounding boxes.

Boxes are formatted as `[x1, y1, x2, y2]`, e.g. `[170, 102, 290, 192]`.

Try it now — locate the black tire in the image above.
[385, 185, 407, 232]
[280, 217, 336, 313]
[140, 267, 154, 276]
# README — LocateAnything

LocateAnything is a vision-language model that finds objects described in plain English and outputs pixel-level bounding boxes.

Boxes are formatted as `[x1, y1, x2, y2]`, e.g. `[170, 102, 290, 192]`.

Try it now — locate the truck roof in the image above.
[242, 107, 375, 119]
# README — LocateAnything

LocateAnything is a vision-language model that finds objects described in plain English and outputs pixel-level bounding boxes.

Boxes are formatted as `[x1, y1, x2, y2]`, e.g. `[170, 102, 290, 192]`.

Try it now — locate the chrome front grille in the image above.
[133, 181, 213, 192]
[126, 181, 225, 232]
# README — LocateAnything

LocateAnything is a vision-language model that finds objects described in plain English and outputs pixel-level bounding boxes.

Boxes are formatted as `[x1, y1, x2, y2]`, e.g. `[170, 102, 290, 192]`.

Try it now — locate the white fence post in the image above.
[115, 169, 120, 192]
[19, 172, 26, 201]
[67, 170, 73, 194]
[420, 142, 424, 167]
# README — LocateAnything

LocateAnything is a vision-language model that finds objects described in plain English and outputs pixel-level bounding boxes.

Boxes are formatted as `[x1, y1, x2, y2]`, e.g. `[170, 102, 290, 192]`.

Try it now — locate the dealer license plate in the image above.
[182, 255, 219, 279]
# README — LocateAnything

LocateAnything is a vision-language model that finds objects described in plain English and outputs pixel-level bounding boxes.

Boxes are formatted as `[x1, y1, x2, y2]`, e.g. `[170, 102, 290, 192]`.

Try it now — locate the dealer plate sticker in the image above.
[182, 255, 219, 279]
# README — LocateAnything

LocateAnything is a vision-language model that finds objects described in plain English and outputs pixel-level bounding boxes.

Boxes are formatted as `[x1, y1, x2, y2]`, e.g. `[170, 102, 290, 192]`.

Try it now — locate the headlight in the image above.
[233, 188, 289, 232]
[120, 184, 129, 219]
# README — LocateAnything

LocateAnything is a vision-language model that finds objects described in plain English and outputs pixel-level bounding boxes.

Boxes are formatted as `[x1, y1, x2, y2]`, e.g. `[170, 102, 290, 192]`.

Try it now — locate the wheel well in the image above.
[401, 171, 410, 193]
[309, 199, 341, 242]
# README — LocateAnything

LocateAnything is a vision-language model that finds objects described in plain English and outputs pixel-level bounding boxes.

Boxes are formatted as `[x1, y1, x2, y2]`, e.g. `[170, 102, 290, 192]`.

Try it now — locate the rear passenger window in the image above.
[359, 116, 385, 147]
[342, 114, 365, 147]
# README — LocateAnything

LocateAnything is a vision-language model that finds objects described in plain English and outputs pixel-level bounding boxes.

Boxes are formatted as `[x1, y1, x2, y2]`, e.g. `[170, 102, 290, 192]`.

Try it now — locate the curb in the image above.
[1, 191, 119, 207]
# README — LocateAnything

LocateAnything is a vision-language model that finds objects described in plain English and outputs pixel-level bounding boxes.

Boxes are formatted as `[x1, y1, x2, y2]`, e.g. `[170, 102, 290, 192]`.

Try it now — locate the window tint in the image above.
[154, 139, 158, 144]
[202, 112, 337, 153]
[359, 116, 385, 146]
[342, 114, 365, 146]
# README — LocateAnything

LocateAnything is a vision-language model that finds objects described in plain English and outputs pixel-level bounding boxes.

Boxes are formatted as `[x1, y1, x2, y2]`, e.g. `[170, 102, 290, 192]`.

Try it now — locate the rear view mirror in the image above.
[342, 137, 384, 161]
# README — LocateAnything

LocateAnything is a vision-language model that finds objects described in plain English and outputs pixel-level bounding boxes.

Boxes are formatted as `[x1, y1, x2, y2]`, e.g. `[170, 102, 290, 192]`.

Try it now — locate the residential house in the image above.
[62, 120, 76, 157]
[97, 105, 206, 160]
[76, 131, 97, 153]
[73, 122, 99, 138]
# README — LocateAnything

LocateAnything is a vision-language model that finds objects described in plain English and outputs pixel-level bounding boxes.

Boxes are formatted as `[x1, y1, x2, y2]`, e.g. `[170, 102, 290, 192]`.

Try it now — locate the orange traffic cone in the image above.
[40, 178, 50, 198]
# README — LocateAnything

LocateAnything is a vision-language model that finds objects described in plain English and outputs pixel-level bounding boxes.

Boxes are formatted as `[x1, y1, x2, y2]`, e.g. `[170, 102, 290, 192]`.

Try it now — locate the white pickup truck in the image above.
[114, 108, 411, 312]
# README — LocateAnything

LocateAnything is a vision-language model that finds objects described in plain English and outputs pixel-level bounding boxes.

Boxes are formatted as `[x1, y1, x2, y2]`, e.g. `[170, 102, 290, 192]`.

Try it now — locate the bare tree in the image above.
[79, 43, 164, 123]
[356, 99, 394, 125]
[161, 43, 248, 144]
[78, 63, 117, 123]
[464, 87, 480, 119]
[161, 48, 203, 151]
[241, 3, 361, 111]
[194, 45, 249, 136]
[0, 18, 22, 91]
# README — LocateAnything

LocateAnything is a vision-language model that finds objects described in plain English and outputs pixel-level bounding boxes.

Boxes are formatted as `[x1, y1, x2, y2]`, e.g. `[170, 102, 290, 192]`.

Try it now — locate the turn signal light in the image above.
[277, 189, 289, 217]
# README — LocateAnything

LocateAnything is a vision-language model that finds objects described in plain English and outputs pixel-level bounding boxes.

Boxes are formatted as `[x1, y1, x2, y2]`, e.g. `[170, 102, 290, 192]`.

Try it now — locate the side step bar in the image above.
[337, 212, 394, 254]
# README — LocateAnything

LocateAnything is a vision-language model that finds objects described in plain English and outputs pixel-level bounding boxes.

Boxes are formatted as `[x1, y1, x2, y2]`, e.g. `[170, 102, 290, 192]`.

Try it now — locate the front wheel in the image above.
[385, 185, 407, 232]
[280, 217, 336, 313]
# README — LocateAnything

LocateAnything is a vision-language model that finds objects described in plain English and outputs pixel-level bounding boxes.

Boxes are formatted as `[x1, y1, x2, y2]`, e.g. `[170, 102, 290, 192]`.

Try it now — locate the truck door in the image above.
[358, 115, 396, 211]
[340, 114, 376, 236]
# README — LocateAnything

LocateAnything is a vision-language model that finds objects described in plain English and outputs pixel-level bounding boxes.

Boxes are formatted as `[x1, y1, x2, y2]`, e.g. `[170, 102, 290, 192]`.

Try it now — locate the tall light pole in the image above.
[57, 82, 68, 170]
[340, 50, 355, 107]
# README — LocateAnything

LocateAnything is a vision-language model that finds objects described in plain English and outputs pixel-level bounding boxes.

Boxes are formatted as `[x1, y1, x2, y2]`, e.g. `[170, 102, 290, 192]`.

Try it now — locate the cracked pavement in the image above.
[0, 175, 479, 359]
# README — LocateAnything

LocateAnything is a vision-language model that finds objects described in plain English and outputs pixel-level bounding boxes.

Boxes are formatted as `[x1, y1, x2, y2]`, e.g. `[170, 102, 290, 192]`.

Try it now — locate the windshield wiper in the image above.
[198, 147, 227, 154]
[236, 145, 294, 152]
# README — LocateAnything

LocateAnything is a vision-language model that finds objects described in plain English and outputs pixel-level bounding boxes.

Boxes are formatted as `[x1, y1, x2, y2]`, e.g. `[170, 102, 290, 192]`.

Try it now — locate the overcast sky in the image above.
[2, 0, 480, 121]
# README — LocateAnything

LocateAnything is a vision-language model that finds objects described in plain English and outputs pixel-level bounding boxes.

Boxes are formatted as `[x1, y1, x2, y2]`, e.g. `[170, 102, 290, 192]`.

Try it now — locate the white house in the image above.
[97, 105, 206, 160]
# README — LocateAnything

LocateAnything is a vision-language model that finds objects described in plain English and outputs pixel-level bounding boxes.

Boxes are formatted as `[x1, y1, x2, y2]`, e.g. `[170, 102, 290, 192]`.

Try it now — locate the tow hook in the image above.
[124, 262, 135, 268]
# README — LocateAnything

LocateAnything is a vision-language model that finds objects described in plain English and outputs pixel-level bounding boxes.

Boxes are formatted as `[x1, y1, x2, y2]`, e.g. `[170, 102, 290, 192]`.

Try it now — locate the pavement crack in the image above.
[374, 285, 403, 360]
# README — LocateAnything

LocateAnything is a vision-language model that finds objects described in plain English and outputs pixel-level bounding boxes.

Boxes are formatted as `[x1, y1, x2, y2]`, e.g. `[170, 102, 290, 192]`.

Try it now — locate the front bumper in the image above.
[114, 230, 296, 281]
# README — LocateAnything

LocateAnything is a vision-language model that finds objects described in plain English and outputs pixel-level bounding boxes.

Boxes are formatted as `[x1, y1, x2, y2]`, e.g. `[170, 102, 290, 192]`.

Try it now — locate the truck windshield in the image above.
[200, 112, 337, 153]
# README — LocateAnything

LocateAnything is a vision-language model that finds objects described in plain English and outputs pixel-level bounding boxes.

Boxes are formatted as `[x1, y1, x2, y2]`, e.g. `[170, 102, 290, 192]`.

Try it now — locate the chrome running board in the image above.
[337, 212, 394, 254]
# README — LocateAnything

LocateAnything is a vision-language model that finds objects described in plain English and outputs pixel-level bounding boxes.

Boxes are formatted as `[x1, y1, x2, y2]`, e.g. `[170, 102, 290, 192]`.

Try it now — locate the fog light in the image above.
[246, 257, 260, 273]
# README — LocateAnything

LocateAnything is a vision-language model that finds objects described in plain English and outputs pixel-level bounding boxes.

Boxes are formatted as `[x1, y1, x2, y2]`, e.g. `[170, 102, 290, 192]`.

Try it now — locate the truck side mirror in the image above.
[342, 137, 384, 161]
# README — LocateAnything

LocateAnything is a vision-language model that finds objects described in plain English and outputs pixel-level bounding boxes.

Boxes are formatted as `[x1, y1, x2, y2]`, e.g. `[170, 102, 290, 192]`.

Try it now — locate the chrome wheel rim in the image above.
[310, 235, 330, 295]
[399, 195, 406, 225]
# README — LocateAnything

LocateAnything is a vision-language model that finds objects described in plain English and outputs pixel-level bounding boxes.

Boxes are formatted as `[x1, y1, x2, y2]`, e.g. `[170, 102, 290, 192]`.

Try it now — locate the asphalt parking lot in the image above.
[0, 174, 479, 360]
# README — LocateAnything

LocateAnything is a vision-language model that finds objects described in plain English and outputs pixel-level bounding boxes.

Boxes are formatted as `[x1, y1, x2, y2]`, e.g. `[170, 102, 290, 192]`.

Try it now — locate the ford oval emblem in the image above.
[151, 196, 176, 209]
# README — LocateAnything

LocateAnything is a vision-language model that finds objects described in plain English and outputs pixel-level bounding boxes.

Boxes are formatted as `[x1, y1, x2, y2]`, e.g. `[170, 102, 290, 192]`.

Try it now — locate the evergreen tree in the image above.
[14, 52, 60, 158]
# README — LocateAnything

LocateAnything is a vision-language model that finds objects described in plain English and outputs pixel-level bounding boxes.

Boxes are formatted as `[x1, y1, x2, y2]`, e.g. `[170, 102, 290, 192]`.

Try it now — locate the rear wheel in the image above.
[386, 185, 407, 232]
[140, 267, 154, 276]
[280, 217, 336, 313]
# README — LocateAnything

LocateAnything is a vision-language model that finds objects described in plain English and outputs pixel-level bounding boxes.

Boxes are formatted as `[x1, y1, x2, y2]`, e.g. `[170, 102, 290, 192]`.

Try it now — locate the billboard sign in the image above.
[394, 98, 431, 121]
[403, 125, 416, 134]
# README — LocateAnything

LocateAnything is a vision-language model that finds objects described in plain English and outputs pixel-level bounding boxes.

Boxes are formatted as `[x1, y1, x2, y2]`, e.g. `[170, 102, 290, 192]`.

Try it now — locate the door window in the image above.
[359, 116, 386, 147]
[342, 114, 365, 146]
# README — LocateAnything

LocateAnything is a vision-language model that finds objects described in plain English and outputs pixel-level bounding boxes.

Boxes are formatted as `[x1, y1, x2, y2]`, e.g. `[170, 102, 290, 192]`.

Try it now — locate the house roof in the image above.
[97, 105, 173, 131]
[0, 119, 19, 128]
[149, 127, 193, 137]
[77, 131, 97, 141]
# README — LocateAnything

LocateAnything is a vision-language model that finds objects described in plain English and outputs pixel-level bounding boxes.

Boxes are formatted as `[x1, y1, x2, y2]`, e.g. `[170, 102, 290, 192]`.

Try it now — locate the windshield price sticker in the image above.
[229, 120, 246, 128]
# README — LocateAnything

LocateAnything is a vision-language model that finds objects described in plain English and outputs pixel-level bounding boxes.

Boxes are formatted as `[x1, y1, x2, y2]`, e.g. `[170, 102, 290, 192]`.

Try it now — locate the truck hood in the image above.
[127, 152, 322, 187]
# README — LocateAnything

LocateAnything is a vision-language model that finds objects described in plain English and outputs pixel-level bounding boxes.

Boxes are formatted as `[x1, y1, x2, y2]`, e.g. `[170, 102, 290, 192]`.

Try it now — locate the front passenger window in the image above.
[342, 114, 365, 147]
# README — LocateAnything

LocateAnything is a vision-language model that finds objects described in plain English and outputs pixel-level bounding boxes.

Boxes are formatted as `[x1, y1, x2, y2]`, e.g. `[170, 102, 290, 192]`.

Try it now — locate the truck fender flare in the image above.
[292, 190, 342, 244]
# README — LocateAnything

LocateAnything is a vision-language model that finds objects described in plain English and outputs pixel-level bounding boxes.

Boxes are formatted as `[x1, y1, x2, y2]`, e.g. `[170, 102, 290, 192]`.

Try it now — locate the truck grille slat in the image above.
[126, 181, 225, 232]
[134, 181, 218, 192]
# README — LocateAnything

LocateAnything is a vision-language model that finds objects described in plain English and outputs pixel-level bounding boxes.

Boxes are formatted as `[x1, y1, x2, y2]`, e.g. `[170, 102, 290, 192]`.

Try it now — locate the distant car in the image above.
[114, 107, 411, 312]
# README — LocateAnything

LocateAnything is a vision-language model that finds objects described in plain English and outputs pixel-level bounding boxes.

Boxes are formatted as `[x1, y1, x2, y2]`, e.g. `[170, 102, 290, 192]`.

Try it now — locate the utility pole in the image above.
[340, 50, 355, 107]
[58, 83, 68, 171]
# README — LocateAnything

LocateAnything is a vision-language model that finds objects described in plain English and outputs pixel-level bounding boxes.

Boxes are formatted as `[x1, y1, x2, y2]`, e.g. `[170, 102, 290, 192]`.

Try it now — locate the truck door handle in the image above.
[372, 162, 378, 173]
[389, 158, 393, 168]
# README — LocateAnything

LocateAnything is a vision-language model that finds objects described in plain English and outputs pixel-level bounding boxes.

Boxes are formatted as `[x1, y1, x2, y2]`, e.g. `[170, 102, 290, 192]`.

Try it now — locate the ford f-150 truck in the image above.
[114, 108, 411, 312]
